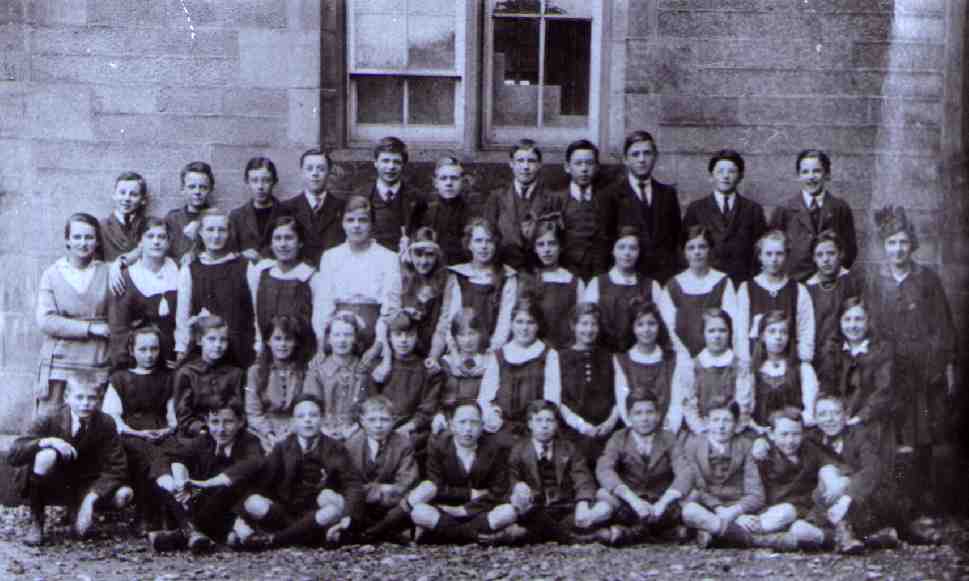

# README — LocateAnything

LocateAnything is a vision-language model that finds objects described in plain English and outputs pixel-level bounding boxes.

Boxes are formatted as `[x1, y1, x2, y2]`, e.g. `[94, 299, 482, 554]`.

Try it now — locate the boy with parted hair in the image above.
[484, 139, 548, 270]
[280, 148, 347, 264]
[362, 136, 427, 252]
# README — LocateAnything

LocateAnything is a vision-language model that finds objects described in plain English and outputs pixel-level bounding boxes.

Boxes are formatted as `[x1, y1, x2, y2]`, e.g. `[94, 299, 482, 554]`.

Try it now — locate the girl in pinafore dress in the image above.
[659, 225, 737, 357]
[245, 315, 316, 452]
[804, 230, 865, 356]
[685, 308, 753, 434]
[518, 218, 585, 350]
[432, 217, 517, 362]
[866, 206, 956, 520]
[303, 311, 370, 442]
[102, 325, 176, 533]
[175, 209, 255, 368]
[36, 213, 112, 417]
[736, 230, 815, 364]
[173, 315, 245, 438]
[247, 216, 319, 355]
[431, 307, 487, 435]
[749, 310, 818, 430]
[555, 302, 619, 463]
[584, 226, 663, 353]
[613, 300, 697, 436]
[109, 217, 179, 370]
[397, 227, 450, 360]
[477, 299, 559, 446]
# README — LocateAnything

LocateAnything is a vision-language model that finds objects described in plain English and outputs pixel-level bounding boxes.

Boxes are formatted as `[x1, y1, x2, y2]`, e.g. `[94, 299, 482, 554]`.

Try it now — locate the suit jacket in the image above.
[683, 194, 767, 284]
[420, 191, 488, 265]
[595, 428, 678, 501]
[484, 182, 548, 270]
[247, 433, 365, 520]
[543, 186, 617, 280]
[150, 430, 264, 483]
[816, 336, 895, 424]
[100, 212, 147, 262]
[344, 430, 419, 500]
[164, 205, 206, 260]
[227, 197, 285, 255]
[769, 193, 858, 281]
[605, 177, 682, 283]
[672, 433, 765, 514]
[508, 436, 597, 506]
[806, 425, 880, 502]
[756, 438, 828, 510]
[363, 182, 427, 252]
[279, 193, 346, 265]
[425, 434, 508, 514]
[8, 407, 128, 498]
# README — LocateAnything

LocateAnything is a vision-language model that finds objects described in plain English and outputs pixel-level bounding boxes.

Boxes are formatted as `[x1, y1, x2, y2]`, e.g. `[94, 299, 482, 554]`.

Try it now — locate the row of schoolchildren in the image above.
[17, 132, 955, 551]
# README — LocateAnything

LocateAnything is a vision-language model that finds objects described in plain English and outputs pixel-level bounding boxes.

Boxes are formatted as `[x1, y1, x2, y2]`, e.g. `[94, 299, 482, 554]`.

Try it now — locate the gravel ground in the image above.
[1, 506, 968, 581]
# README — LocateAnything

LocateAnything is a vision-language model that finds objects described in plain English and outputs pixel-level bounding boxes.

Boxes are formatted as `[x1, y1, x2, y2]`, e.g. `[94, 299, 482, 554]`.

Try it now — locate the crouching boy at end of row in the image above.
[9, 374, 134, 547]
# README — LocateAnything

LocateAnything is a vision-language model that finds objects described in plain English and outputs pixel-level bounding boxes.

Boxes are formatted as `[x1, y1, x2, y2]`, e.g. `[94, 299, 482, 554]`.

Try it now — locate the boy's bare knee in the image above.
[113, 486, 134, 508]
[488, 504, 518, 530]
[790, 520, 825, 544]
[156, 475, 175, 493]
[244, 495, 271, 519]
[316, 490, 345, 513]
[315, 505, 342, 527]
[408, 481, 437, 505]
[410, 504, 439, 528]
[32, 449, 58, 475]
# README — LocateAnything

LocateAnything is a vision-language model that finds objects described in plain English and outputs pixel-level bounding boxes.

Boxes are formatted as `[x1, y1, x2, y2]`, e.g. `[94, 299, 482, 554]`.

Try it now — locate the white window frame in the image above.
[482, 0, 604, 147]
[346, 1, 468, 146]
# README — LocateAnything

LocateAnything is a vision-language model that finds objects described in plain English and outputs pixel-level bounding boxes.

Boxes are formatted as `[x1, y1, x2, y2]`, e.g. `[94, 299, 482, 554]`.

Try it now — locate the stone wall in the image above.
[0, 0, 966, 434]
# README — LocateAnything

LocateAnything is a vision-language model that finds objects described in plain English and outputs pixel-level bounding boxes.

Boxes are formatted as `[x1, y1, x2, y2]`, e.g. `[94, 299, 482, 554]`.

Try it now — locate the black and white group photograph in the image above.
[0, 0, 968, 579]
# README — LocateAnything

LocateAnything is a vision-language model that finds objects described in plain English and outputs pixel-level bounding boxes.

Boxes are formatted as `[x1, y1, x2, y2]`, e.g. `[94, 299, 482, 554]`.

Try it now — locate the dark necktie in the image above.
[538, 442, 550, 462]
[638, 180, 649, 206]
[75, 418, 89, 441]
[809, 196, 821, 230]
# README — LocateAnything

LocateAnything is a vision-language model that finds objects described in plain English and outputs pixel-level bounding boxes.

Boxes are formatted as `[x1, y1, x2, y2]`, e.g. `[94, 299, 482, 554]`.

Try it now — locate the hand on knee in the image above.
[410, 504, 440, 529]
[316, 489, 346, 514]
[156, 475, 175, 493]
[409, 481, 438, 506]
[32, 449, 58, 476]
[113, 486, 134, 509]
[790, 520, 825, 544]
[243, 495, 271, 520]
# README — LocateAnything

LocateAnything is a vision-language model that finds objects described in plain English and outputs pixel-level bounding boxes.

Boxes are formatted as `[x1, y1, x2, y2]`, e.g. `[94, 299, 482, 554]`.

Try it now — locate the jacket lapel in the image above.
[647, 431, 671, 471]
[697, 436, 713, 480]
[524, 441, 542, 487]
[554, 440, 569, 486]
[727, 438, 744, 479]
[791, 197, 816, 233]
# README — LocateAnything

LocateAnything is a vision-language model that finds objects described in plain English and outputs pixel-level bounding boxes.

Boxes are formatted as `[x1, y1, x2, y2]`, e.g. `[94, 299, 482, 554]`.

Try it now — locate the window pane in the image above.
[544, 0, 594, 17]
[493, 0, 541, 15]
[354, 14, 406, 69]
[542, 19, 591, 128]
[409, 0, 455, 15]
[356, 77, 404, 124]
[354, 0, 404, 13]
[409, 78, 455, 125]
[408, 17, 456, 70]
[492, 18, 539, 127]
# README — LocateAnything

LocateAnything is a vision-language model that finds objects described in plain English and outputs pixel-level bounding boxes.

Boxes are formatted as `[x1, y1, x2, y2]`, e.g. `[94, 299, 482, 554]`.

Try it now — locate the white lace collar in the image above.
[501, 340, 547, 364]
[697, 348, 735, 368]
[129, 258, 179, 297]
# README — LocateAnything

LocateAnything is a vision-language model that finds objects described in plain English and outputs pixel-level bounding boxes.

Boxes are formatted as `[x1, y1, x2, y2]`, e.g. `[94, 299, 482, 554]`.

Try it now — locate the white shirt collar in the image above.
[514, 181, 536, 199]
[297, 435, 319, 453]
[501, 340, 547, 364]
[674, 269, 726, 293]
[569, 181, 592, 202]
[214, 440, 234, 457]
[70, 411, 84, 437]
[532, 438, 553, 459]
[805, 267, 851, 286]
[843, 339, 870, 357]
[707, 436, 729, 455]
[454, 443, 476, 471]
[630, 430, 654, 454]
[377, 180, 401, 200]
[697, 348, 735, 368]
[752, 273, 792, 293]
[449, 262, 516, 283]
[198, 251, 239, 265]
[713, 191, 735, 213]
[539, 267, 575, 284]
[628, 345, 664, 364]
[252, 259, 316, 283]
[628, 174, 652, 203]
[304, 190, 327, 209]
[367, 436, 381, 461]
[607, 267, 639, 286]
[802, 190, 826, 209]
[759, 358, 790, 378]
[114, 209, 137, 225]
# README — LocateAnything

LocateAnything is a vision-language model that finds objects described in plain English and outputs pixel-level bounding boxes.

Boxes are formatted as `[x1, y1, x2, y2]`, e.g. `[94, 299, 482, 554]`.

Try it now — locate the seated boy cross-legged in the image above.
[149, 398, 263, 552]
[595, 393, 685, 545]
[405, 401, 510, 544]
[345, 396, 419, 543]
[8, 373, 133, 546]
[484, 400, 612, 544]
[235, 394, 364, 549]
[744, 407, 828, 551]
[674, 401, 765, 549]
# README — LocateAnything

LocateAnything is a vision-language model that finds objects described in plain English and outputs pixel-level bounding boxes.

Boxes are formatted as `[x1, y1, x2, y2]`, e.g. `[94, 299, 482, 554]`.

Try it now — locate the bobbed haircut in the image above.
[64, 212, 104, 260]
[244, 156, 279, 184]
[810, 229, 844, 255]
[261, 215, 306, 259]
[682, 225, 715, 251]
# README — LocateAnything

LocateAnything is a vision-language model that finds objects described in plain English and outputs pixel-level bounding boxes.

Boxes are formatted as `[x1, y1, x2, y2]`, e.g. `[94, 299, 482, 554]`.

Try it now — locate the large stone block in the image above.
[288, 89, 320, 145]
[215, 1, 286, 28]
[31, 55, 239, 87]
[94, 113, 287, 146]
[0, 139, 30, 175]
[240, 30, 321, 89]
[657, 10, 815, 39]
[659, 96, 740, 125]
[853, 41, 944, 71]
[27, 85, 94, 140]
[0, 50, 28, 82]
[740, 96, 869, 126]
[31, 27, 238, 58]
[288, 0, 323, 30]
[224, 88, 288, 117]
[158, 86, 223, 115]
[820, 14, 944, 43]
[874, 126, 941, 154]
[0, 371, 36, 435]
[28, 0, 87, 25]
[92, 85, 158, 115]
[0, 2, 24, 25]
[31, 141, 208, 173]
[0, 23, 25, 52]
[869, 97, 942, 127]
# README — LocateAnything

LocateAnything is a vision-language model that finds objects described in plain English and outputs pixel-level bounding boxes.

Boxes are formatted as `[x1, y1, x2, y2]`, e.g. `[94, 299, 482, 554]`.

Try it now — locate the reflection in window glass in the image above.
[493, 0, 541, 14]
[409, 0, 455, 15]
[356, 77, 404, 124]
[354, 14, 406, 69]
[409, 17, 456, 70]
[544, 0, 594, 17]
[354, 0, 404, 13]
[543, 18, 591, 128]
[409, 78, 456, 125]
[492, 18, 539, 127]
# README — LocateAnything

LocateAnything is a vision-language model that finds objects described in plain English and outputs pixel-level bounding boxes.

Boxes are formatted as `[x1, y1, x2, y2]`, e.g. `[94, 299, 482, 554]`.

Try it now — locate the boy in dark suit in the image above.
[362, 136, 426, 252]
[149, 398, 263, 552]
[673, 401, 764, 548]
[8, 374, 133, 546]
[227, 157, 285, 261]
[345, 396, 419, 542]
[486, 400, 612, 544]
[595, 393, 684, 545]
[605, 131, 682, 284]
[280, 148, 346, 265]
[235, 394, 364, 548]
[683, 150, 768, 284]
[545, 139, 615, 281]
[420, 156, 487, 265]
[165, 161, 214, 260]
[484, 139, 547, 270]
[769, 150, 858, 281]
[406, 401, 509, 543]
[100, 171, 148, 262]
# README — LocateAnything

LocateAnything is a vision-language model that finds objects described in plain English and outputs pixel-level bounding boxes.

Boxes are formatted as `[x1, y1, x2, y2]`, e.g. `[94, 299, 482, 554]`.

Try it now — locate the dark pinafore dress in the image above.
[526, 272, 579, 349]
[559, 347, 616, 461]
[256, 269, 313, 338]
[693, 359, 738, 419]
[746, 279, 798, 357]
[616, 352, 675, 426]
[455, 269, 507, 341]
[668, 275, 730, 357]
[598, 275, 654, 353]
[401, 272, 446, 356]
[753, 362, 802, 426]
[439, 357, 484, 409]
[494, 345, 549, 435]
[189, 256, 255, 367]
